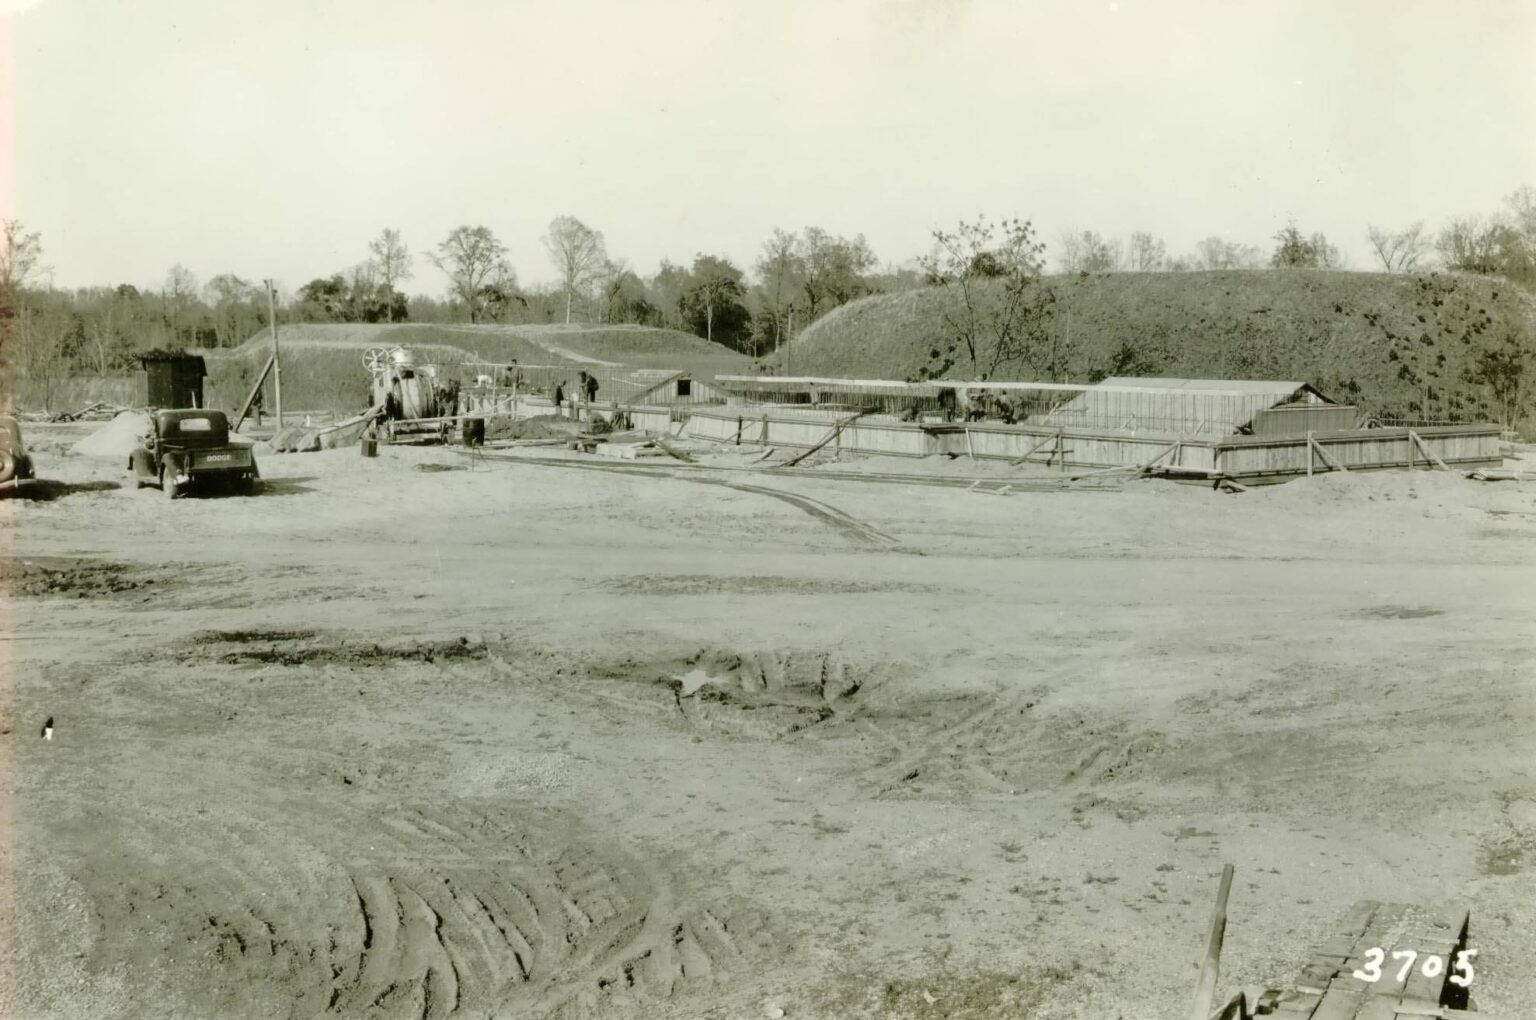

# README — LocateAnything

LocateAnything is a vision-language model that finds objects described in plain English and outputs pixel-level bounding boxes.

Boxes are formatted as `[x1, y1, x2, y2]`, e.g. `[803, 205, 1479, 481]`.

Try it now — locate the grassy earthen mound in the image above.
[782, 270, 1536, 431]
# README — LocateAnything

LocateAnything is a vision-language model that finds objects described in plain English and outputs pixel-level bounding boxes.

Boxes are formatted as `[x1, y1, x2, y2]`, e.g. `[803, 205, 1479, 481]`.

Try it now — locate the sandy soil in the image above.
[5, 426, 1535, 1019]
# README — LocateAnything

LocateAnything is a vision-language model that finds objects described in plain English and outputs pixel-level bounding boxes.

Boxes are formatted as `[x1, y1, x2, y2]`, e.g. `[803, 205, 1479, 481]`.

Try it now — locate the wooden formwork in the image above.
[1259, 901, 1499, 1020]
[653, 410, 1505, 481]
[1214, 425, 1503, 479]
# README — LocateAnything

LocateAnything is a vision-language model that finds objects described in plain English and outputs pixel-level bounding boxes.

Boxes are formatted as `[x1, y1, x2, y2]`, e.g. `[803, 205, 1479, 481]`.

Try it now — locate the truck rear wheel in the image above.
[0, 451, 14, 484]
[161, 470, 180, 500]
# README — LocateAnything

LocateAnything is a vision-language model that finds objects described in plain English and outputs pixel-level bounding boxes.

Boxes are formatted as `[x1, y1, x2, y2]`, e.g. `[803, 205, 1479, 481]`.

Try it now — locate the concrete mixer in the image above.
[363, 346, 460, 443]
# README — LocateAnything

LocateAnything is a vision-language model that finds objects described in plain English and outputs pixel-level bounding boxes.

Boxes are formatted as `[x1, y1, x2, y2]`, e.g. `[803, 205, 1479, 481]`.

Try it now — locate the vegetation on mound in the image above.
[782, 270, 1536, 428]
[203, 323, 749, 412]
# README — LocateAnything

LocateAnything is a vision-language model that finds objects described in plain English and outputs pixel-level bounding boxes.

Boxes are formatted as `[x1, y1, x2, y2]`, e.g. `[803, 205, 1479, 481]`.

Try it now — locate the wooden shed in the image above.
[137, 352, 207, 409]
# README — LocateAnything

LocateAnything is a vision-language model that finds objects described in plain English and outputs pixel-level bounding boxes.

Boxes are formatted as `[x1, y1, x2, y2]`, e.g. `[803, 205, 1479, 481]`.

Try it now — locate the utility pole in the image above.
[265, 279, 282, 430]
[785, 303, 794, 377]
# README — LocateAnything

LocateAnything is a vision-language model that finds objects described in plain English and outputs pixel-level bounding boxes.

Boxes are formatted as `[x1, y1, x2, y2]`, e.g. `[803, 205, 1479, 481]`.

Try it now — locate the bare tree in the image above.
[1125, 232, 1167, 271]
[918, 216, 1057, 381]
[1056, 230, 1121, 273]
[1365, 222, 1430, 273]
[1, 219, 45, 297]
[163, 264, 201, 346]
[1192, 236, 1264, 270]
[429, 226, 508, 323]
[795, 227, 874, 319]
[543, 216, 607, 324]
[754, 228, 802, 351]
[368, 228, 413, 321]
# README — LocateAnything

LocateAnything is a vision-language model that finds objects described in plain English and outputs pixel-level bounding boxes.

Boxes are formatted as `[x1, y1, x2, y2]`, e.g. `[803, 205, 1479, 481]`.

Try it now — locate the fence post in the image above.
[1306, 430, 1314, 477]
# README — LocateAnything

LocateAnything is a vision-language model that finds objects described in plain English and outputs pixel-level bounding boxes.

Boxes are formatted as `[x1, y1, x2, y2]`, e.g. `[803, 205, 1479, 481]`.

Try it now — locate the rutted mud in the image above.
[186, 628, 490, 667]
[64, 802, 775, 1019]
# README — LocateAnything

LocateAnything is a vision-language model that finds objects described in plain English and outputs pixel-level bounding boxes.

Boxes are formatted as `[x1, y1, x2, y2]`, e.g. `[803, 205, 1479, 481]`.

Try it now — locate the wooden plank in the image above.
[1408, 430, 1450, 471]
[651, 437, 696, 463]
[1007, 430, 1061, 467]
[1187, 863, 1234, 1020]
[782, 412, 869, 467]
[1310, 435, 1348, 472]
[231, 353, 276, 432]
[1355, 999, 1399, 1020]
[1272, 990, 1323, 1017]
[1310, 985, 1368, 1020]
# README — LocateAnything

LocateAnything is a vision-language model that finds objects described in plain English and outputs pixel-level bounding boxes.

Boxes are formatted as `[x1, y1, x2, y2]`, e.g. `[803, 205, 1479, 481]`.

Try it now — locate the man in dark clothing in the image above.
[553, 382, 565, 416]
[584, 373, 599, 403]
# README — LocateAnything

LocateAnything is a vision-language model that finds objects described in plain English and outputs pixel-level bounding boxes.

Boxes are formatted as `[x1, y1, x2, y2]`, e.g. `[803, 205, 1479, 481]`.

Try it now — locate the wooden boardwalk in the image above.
[1266, 901, 1485, 1019]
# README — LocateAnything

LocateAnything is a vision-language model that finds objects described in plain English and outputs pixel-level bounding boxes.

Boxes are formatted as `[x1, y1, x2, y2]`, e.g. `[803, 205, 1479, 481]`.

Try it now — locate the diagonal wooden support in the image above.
[1189, 864, 1235, 1020]
[1009, 430, 1061, 467]
[1408, 430, 1450, 471]
[784, 412, 868, 467]
[1308, 432, 1348, 472]
[232, 354, 276, 433]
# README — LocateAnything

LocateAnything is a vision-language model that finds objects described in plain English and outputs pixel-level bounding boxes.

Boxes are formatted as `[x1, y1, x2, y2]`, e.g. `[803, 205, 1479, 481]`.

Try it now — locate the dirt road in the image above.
[5, 432, 1535, 1018]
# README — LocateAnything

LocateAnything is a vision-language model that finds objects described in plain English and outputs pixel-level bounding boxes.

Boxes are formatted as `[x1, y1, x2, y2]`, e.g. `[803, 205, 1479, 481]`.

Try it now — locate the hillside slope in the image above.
[207, 323, 750, 413]
[779, 270, 1536, 426]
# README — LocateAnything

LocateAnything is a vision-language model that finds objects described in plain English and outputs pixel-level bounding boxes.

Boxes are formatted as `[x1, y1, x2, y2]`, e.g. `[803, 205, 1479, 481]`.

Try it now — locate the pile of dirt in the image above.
[69, 411, 151, 459]
[484, 414, 583, 442]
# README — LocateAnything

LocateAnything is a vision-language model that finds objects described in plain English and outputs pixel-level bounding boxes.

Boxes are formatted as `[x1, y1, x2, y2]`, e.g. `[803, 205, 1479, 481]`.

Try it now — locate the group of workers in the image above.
[552, 371, 600, 417]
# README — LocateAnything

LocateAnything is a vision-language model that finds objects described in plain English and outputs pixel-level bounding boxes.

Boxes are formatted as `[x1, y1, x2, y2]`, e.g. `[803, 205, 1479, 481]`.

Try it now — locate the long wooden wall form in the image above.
[671, 408, 1502, 478]
[461, 397, 1503, 479]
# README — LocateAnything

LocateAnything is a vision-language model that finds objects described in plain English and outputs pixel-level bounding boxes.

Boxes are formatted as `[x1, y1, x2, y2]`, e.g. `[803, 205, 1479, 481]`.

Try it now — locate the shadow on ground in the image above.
[1, 479, 122, 501]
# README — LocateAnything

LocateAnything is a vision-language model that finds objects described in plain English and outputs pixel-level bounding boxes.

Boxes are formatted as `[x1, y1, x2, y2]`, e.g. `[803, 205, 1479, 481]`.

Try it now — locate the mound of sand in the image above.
[70, 411, 151, 460]
[484, 415, 583, 442]
[70, 411, 256, 459]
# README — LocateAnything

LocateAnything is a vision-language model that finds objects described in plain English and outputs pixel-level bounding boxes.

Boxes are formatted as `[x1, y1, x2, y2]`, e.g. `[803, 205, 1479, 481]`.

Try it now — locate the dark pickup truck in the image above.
[130, 409, 260, 498]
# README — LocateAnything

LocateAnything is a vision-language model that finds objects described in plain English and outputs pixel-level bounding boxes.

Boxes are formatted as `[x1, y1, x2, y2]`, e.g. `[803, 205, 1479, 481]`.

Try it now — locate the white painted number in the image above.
[1352, 947, 1384, 983]
[1352, 949, 1472, 986]
[1449, 948, 1477, 989]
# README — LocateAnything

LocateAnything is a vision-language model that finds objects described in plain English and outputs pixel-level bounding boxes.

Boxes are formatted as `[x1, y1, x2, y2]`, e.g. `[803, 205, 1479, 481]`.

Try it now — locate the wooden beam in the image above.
[1009, 429, 1061, 467]
[651, 436, 696, 463]
[1408, 430, 1450, 471]
[1309, 434, 1348, 472]
[231, 354, 276, 433]
[783, 412, 869, 467]
[1188, 864, 1235, 1020]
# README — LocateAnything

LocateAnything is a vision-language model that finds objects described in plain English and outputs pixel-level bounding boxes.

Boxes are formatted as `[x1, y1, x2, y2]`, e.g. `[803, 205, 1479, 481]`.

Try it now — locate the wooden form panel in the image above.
[1269, 902, 1471, 1019]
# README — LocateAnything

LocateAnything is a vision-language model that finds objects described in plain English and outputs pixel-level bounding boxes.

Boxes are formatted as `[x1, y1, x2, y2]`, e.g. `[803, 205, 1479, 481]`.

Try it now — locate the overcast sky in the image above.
[7, 0, 1535, 295]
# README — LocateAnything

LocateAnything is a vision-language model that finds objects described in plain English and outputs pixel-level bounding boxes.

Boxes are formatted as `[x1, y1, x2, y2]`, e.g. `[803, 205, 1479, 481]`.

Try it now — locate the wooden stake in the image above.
[265, 279, 282, 430]
[1307, 430, 1314, 477]
[965, 427, 975, 460]
[1188, 864, 1235, 1020]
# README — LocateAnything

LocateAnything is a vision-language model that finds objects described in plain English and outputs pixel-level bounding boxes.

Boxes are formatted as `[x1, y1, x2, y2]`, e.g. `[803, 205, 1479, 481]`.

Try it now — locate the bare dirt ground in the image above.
[5, 425, 1535, 1019]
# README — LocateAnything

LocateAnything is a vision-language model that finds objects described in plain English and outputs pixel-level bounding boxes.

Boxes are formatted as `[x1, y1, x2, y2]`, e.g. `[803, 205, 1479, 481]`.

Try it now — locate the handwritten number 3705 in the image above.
[1352, 947, 1476, 987]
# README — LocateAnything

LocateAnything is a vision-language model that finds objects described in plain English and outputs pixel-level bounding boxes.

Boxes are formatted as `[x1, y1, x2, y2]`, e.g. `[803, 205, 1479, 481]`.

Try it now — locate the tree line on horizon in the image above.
[1, 186, 1533, 409]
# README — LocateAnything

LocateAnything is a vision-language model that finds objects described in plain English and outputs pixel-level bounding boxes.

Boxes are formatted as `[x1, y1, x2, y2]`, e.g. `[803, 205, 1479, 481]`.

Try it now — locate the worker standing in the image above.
[553, 381, 565, 417]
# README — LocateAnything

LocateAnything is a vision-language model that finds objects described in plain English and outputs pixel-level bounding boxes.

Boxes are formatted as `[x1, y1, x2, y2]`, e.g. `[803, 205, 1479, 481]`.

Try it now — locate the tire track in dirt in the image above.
[58, 791, 769, 1018]
[465, 451, 901, 548]
[860, 691, 1170, 800]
